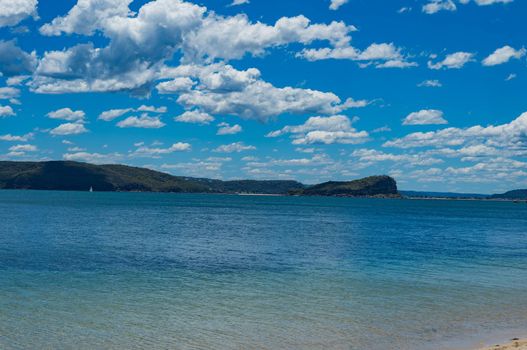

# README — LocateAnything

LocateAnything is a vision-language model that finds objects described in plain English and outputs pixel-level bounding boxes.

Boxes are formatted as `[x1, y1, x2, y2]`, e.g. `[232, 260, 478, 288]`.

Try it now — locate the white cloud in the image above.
[174, 110, 214, 124]
[67, 146, 86, 152]
[98, 108, 132, 121]
[131, 142, 191, 157]
[460, 0, 513, 5]
[6, 75, 30, 86]
[428, 52, 474, 69]
[116, 114, 165, 128]
[372, 126, 391, 133]
[98, 106, 165, 121]
[418, 79, 442, 87]
[214, 142, 256, 153]
[299, 43, 416, 68]
[40, 0, 132, 36]
[162, 63, 366, 121]
[136, 105, 167, 113]
[384, 111, 527, 150]
[0, 87, 20, 99]
[50, 122, 88, 135]
[0, 0, 38, 27]
[0, 132, 33, 141]
[156, 77, 195, 94]
[423, 0, 457, 14]
[267, 115, 369, 145]
[424, 0, 513, 15]
[0, 41, 36, 77]
[376, 60, 418, 69]
[63, 151, 122, 164]
[33, 0, 359, 95]
[9, 144, 37, 152]
[230, 0, 249, 6]
[0, 105, 15, 117]
[482, 46, 526, 66]
[184, 13, 353, 62]
[505, 73, 517, 81]
[352, 149, 443, 166]
[217, 122, 242, 135]
[47, 107, 86, 121]
[403, 109, 448, 125]
[329, 0, 348, 10]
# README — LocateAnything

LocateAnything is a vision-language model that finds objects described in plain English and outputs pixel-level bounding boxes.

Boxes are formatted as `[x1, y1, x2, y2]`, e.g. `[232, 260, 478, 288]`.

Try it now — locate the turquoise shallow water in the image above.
[1, 190, 526, 349]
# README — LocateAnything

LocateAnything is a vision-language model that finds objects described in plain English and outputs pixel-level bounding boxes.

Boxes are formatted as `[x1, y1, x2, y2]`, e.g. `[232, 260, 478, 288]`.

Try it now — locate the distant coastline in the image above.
[0, 160, 398, 198]
[0, 160, 525, 200]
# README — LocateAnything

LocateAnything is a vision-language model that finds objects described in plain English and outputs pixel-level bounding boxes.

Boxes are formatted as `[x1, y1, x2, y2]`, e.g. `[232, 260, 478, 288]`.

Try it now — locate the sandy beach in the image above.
[477, 338, 527, 350]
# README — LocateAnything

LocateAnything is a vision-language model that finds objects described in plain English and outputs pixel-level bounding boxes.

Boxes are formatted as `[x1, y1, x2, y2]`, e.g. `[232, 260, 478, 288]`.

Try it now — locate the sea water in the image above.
[1, 190, 526, 349]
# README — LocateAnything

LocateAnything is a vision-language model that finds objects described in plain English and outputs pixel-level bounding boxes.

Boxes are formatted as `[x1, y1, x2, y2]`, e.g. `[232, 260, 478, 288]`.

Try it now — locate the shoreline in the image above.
[0, 187, 526, 202]
[474, 338, 527, 350]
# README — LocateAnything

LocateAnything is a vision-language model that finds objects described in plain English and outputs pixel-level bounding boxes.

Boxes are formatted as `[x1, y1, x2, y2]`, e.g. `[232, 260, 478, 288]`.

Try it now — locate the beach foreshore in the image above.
[475, 338, 527, 350]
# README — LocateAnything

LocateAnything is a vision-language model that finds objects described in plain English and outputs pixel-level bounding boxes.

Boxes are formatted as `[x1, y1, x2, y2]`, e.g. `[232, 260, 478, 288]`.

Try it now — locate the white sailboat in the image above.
[89, 186, 93, 192]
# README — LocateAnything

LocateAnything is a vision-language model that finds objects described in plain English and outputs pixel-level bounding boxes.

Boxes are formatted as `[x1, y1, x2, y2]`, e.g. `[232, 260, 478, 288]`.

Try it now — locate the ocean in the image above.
[1, 190, 526, 349]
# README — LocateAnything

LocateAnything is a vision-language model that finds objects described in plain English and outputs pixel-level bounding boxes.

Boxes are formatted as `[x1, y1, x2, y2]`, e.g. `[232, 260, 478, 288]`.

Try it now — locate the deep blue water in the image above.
[1, 190, 526, 349]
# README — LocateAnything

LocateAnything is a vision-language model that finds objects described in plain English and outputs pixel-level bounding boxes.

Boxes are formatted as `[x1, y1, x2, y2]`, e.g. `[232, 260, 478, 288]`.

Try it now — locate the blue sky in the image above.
[0, 0, 526, 193]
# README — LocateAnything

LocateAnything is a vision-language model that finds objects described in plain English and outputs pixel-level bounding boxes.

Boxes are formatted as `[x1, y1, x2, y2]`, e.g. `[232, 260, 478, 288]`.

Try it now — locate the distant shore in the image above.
[474, 338, 527, 350]
[405, 196, 527, 203]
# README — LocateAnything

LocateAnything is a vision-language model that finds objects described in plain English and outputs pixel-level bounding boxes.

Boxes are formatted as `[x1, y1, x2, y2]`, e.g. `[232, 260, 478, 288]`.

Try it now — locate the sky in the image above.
[0, 0, 525, 193]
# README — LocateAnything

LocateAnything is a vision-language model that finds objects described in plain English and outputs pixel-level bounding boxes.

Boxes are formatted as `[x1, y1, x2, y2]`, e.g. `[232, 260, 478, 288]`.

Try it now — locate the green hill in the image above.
[0, 161, 398, 197]
[0, 161, 304, 194]
[490, 189, 527, 200]
[290, 175, 399, 197]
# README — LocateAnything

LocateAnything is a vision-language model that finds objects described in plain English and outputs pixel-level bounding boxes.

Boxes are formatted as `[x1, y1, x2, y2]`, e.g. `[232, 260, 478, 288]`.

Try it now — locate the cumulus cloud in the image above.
[0, 105, 15, 117]
[267, 115, 369, 145]
[217, 122, 242, 135]
[183, 13, 354, 62]
[0, 40, 36, 77]
[0, 132, 33, 141]
[214, 142, 256, 153]
[174, 110, 214, 124]
[482, 46, 526, 66]
[8, 144, 37, 152]
[418, 79, 442, 87]
[156, 77, 195, 94]
[63, 151, 122, 164]
[329, 0, 348, 10]
[159, 63, 366, 121]
[98, 108, 132, 121]
[31, 0, 363, 95]
[460, 0, 513, 5]
[130, 142, 191, 157]
[423, 0, 513, 15]
[352, 149, 443, 166]
[423, 0, 457, 14]
[384, 111, 527, 150]
[50, 122, 89, 135]
[40, 0, 133, 36]
[403, 109, 448, 125]
[116, 114, 165, 128]
[229, 0, 249, 6]
[6, 75, 30, 86]
[428, 52, 474, 69]
[0, 87, 20, 100]
[98, 106, 165, 122]
[47, 107, 86, 122]
[0, 0, 38, 27]
[136, 105, 167, 113]
[299, 43, 416, 68]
